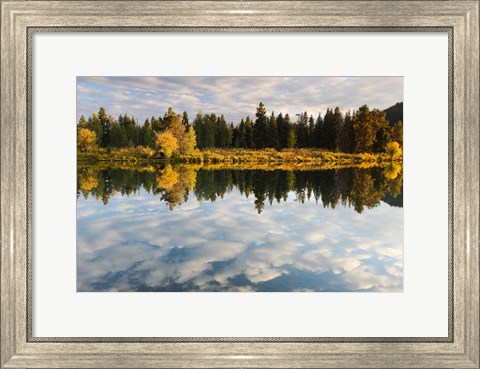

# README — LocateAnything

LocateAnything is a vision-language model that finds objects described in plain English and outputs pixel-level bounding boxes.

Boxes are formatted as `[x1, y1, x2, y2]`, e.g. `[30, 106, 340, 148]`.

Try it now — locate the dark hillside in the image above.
[384, 102, 403, 126]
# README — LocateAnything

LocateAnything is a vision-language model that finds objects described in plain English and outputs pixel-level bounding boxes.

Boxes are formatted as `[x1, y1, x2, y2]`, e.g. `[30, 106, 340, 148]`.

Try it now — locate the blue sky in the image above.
[77, 183, 403, 292]
[77, 76, 403, 124]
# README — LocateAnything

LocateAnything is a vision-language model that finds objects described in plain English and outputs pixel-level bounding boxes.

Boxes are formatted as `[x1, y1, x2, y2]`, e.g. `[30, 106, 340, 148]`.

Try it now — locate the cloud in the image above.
[77, 188, 403, 292]
[76, 76, 403, 124]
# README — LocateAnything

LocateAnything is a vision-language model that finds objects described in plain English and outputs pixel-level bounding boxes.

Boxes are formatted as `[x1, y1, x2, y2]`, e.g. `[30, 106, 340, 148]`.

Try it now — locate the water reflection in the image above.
[78, 163, 402, 214]
[77, 164, 403, 292]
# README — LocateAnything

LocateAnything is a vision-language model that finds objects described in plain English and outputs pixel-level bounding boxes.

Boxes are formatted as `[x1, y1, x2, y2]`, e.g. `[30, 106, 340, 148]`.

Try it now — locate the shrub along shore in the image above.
[78, 147, 402, 167]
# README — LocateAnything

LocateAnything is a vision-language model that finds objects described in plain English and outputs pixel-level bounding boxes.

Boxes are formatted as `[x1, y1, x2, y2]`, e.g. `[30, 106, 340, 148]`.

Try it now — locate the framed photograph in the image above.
[1, 1, 478, 368]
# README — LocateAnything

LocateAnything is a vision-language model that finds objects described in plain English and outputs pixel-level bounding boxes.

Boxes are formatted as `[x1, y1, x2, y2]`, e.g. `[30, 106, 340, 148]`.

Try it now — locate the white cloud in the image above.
[77, 186, 403, 292]
[76, 76, 403, 124]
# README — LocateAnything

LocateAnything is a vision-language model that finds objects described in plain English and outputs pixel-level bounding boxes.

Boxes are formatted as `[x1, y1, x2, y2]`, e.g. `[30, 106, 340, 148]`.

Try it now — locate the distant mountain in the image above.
[384, 102, 403, 126]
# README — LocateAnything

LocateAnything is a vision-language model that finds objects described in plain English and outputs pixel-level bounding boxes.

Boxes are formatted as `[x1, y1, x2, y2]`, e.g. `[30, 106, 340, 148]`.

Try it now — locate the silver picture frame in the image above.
[1, 1, 478, 368]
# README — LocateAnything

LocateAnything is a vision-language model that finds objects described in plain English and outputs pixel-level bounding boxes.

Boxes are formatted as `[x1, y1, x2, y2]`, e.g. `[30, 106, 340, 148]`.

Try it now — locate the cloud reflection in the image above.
[77, 183, 403, 292]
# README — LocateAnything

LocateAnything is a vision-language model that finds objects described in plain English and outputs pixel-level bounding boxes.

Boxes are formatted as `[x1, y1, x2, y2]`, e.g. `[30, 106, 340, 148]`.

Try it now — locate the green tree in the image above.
[295, 112, 309, 148]
[215, 114, 228, 148]
[267, 112, 279, 149]
[141, 119, 154, 148]
[313, 113, 323, 148]
[77, 115, 88, 130]
[245, 116, 254, 148]
[193, 112, 205, 149]
[338, 110, 354, 152]
[109, 122, 128, 148]
[227, 123, 234, 148]
[182, 111, 189, 127]
[98, 107, 111, 147]
[333, 107, 344, 150]
[308, 115, 315, 147]
[322, 108, 337, 150]
[88, 112, 103, 146]
[284, 114, 296, 148]
[238, 118, 247, 148]
[352, 105, 376, 153]
[253, 102, 268, 149]
[276, 113, 288, 149]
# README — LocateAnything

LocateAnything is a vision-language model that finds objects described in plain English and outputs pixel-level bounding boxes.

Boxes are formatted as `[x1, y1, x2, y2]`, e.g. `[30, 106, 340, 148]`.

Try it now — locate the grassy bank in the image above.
[78, 147, 402, 166]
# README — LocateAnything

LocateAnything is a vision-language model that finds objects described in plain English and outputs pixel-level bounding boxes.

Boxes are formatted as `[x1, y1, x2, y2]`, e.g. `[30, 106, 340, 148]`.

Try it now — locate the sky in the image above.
[77, 185, 403, 292]
[77, 76, 403, 124]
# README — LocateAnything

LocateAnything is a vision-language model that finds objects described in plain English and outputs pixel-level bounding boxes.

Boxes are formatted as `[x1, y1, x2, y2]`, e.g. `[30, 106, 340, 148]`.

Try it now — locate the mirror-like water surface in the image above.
[77, 164, 403, 292]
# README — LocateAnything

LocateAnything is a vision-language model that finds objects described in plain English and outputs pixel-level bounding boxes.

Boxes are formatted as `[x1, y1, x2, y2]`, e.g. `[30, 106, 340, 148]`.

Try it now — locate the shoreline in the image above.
[78, 148, 403, 167]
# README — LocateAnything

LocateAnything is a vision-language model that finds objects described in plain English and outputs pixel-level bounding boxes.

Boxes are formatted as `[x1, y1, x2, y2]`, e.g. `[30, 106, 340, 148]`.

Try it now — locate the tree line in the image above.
[78, 165, 402, 214]
[77, 102, 403, 154]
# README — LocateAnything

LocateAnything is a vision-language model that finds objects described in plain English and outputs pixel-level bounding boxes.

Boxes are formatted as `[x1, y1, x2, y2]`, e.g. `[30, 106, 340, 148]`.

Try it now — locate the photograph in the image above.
[76, 76, 404, 292]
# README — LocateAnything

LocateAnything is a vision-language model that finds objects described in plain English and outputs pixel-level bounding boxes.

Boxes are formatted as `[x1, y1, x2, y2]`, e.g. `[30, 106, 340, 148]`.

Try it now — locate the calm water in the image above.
[77, 164, 403, 292]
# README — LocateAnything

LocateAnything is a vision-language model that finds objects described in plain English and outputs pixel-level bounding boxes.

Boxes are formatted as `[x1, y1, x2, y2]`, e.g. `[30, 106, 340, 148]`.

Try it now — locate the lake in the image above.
[77, 164, 403, 292]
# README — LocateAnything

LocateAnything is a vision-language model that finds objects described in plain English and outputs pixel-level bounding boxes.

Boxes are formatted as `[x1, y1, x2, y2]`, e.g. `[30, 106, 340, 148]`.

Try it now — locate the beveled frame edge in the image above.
[1, 1, 478, 369]
[24, 25, 455, 345]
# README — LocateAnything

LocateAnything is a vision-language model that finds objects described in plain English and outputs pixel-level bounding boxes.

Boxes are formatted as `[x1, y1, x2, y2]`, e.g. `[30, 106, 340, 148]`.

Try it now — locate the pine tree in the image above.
[284, 114, 296, 148]
[313, 113, 323, 148]
[193, 112, 205, 149]
[253, 102, 268, 149]
[322, 108, 336, 150]
[276, 113, 288, 149]
[77, 115, 88, 130]
[98, 107, 111, 148]
[88, 112, 103, 147]
[141, 118, 154, 148]
[352, 105, 376, 152]
[245, 116, 254, 148]
[308, 115, 315, 147]
[295, 112, 309, 148]
[267, 112, 279, 149]
[182, 111, 189, 127]
[333, 107, 344, 150]
[238, 118, 247, 148]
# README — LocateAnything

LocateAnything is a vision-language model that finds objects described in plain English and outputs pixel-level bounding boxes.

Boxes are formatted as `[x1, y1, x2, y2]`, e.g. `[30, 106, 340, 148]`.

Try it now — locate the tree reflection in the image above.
[77, 164, 403, 214]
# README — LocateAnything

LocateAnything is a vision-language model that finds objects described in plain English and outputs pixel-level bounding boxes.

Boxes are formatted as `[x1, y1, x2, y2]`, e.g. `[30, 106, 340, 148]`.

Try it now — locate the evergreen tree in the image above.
[226, 123, 234, 148]
[182, 111, 189, 127]
[308, 115, 315, 147]
[232, 126, 240, 148]
[193, 112, 205, 149]
[338, 111, 354, 152]
[267, 112, 279, 149]
[253, 102, 268, 149]
[245, 116, 254, 148]
[88, 112, 103, 146]
[215, 114, 228, 148]
[98, 107, 112, 147]
[284, 114, 296, 148]
[77, 115, 88, 130]
[333, 107, 344, 150]
[204, 113, 216, 148]
[313, 113, 323, 148]
[109, 122, 128, 148]
[352, 105, 376, 152]
[141, 119, 154, 147]
[321, 108, 336, 150]
[295, 112, 309, 148]
[372, 109, 391, 152]
[276, 113, 288, 149]
[238, 118, 247, 148]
